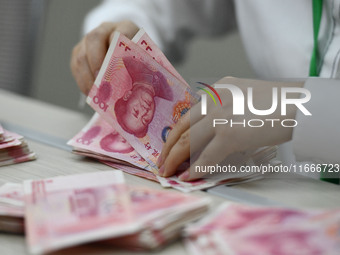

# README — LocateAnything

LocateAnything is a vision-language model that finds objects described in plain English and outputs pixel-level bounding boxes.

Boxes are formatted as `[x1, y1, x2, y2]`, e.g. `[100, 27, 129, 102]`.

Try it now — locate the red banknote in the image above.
[70, 29, 278, 192]
[0, 182, 25, 233]
[68, 113, 151, 170]
[185, 203, 340, 255]
[0, 127, 36, 167]
[24, 171, 133, 254]
[23, 171, 209, 254]
[86, 32, 198, 167]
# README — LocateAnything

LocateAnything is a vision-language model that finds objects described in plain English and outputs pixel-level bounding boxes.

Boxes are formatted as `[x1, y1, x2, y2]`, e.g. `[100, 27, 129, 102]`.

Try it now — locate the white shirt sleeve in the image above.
[293, 78, 340, 164]
[83, 0, 235, 61]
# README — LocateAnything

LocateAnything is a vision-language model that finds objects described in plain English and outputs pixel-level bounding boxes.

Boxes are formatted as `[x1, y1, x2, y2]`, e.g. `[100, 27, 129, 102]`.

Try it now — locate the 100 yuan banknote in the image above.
[87, 32, 198, 168]
[185, 203, 340, 255]
[24, 171, 137, 254]
[132, 29, 188, 86]
[68, 113, 151, 170]
[0, 182, 24, 217]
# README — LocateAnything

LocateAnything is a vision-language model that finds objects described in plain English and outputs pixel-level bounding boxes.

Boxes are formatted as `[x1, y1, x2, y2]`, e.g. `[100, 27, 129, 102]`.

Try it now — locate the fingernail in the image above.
[156, 155, 162, 167]
[179, 171, 190, 181]
[158, 165, 165, 176]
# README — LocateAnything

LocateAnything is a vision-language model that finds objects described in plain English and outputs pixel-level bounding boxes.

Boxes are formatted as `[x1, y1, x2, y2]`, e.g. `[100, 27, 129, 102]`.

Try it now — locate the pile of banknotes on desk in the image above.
[0, 171, 209, 254]
[0, 123, 36, 167]
[184, 203, 340, 255]
[2, 176, 340, 255]
[68, 28, 279, 192]
[0, 182, 25, 234]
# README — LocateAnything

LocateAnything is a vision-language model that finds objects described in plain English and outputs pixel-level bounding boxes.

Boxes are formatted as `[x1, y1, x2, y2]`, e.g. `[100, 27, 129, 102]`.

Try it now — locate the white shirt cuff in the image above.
[292, 78, 340, 163]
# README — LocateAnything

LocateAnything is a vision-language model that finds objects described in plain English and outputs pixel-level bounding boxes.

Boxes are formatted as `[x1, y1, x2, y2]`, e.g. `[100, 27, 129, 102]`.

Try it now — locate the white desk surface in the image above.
[0, 90, 339, 255]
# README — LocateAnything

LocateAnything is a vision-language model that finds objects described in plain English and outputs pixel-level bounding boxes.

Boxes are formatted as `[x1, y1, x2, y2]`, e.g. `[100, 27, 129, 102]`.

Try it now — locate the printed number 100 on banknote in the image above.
[87, 32, 198, 167]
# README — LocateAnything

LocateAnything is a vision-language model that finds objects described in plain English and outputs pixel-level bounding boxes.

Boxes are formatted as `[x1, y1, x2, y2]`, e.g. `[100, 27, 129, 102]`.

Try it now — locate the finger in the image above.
[179, 136, 233, 181]
[159, 129, 190, 177]
[161, 117, 214, 177]
[70, 41, 95, 95]
[157, 103, 203, 167]
[190, 99, 206, 124]
[178, 168, 206, 182]
[157, 111, 190, 168]
[115, 20, 139, 39]
[85, 23, 116, 76]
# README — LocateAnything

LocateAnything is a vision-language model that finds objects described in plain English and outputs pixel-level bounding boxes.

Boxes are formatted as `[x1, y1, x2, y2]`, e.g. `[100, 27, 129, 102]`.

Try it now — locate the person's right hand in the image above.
[70, 21, 139, 95]
[157, 77, 304, 181]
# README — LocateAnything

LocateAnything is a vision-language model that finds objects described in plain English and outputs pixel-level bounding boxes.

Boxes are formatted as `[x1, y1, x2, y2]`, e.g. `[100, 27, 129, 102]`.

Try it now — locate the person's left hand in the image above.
[70, 21, 139, 95]
[157, 77, 304, 181]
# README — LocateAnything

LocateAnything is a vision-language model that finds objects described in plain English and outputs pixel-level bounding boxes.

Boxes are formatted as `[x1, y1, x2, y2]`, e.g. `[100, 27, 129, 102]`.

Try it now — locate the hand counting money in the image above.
[69, 29, 278, 192]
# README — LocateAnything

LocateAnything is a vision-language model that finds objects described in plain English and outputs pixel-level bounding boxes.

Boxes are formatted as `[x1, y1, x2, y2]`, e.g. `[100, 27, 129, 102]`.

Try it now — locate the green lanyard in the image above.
[309, 1, 339, 184]
[309, 0, 323, 76]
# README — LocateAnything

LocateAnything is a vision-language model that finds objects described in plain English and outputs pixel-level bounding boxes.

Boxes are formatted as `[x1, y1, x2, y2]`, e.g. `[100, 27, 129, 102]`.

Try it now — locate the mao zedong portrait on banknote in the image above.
[100, 131, 134, 154]
[114, 56, 174, 138]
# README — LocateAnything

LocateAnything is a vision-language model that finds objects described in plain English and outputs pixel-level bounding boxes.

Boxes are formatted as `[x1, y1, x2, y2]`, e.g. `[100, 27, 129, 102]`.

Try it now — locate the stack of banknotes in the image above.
[68, 29, 279, 192]
[0, 171, 209, 254]
[0, 182, 25, 234]
[184, 203, 340, 255]
[0, 124, 36, 167]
